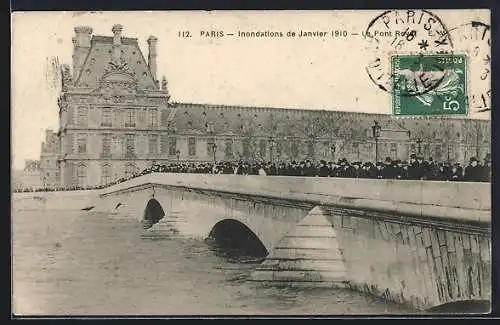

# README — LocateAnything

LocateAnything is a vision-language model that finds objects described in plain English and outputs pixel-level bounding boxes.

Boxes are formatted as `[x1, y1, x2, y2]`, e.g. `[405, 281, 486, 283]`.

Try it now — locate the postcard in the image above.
[11, 10, 491, 316]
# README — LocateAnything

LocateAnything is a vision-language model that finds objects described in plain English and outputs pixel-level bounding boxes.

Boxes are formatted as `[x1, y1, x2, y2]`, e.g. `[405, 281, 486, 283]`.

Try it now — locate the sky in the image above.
[11, 10, 491, 170]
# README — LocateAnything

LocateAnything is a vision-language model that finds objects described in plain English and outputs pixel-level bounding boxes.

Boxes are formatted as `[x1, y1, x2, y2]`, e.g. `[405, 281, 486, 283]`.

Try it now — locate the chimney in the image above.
[73, 26, 93, 79]
[147, 36, 158, 83]
[111, 24, 123, 62]
[45, 129, 52, 142]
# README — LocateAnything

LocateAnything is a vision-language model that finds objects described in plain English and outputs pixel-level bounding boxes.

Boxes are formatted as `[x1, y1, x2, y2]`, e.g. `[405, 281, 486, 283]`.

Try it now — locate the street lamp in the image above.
[176, 149, 180, 162]
[416, 137, 422, 155]
[372, 121, 381, 162]
[211, 143, 218, 162]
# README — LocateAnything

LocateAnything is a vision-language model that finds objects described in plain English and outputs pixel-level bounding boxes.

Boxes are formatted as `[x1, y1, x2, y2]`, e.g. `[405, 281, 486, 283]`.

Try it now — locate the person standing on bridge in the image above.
[482, 154, 491, 182]
[318, 160, 329, 177]
[464, 157, 483, 182]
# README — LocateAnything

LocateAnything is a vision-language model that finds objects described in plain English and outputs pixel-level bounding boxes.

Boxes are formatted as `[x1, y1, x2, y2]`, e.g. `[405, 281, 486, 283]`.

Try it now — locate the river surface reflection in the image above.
[12, 209, 415, 315]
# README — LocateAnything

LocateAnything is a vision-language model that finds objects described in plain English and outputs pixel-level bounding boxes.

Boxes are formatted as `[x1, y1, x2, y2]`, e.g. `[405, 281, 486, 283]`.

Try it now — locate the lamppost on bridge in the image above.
[372, 121, 381, 162]
[176, 149, 180, 162]
[416, 137, 423, 155]
[211, 143, 218, 162]
[330, 142, 336, 161]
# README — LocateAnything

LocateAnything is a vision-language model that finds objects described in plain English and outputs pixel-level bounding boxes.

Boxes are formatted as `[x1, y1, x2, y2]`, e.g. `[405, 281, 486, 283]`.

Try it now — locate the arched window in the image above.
[125, 163, 137, 178]
[77, 164, 87, 187]
[101, 164, 112, 185]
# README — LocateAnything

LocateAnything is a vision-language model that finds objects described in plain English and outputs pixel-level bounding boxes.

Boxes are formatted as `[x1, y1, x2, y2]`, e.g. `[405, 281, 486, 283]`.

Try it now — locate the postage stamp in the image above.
[391, 54, 468, 116]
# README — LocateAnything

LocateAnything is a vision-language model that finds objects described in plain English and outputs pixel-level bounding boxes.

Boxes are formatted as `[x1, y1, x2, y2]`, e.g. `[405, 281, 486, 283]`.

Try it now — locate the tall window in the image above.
[77, 106, 88, 127]
[207, 137, 215, 157]
[101, 164, 112, 185]
[113, 137, 122, 157]
[101, 108, 112, 126]
[101, 135, 111, 157]
[65, 133, 74, 154]
[125, 134, 135, 157]
[259, 139, 266, 158]
[77, 135, 87, 154]
[390, 143, 397, 158]
[125, 163, 136, 178]
[149, 135, 158, 154]
[242, 138, 250, 157]
[352, 142, 360, 158]
[291, 141, 299, 158]
[161, 135, 169, 154]
[225, 139, 233, 159]
[423, 144, 430, 157]
[322, 141, 330, 157]
[434, 144, 442, 159]
[169, 137, 177, 156]
[188, 137, 196, 156]
[307, 141, 315, 157]
[77, 164, 86, 187]
[125, 109, 136, 127]
[149, 109, 158, 128]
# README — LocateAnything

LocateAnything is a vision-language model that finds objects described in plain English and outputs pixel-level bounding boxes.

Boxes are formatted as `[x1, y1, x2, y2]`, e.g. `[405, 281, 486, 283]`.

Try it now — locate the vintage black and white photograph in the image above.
[11, 10, 491, 316]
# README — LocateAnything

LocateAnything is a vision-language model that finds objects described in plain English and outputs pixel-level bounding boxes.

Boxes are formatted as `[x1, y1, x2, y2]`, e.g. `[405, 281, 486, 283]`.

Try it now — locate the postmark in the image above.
[364, 10, 454, 95]
[443, 21, 491, 114]
[392, 54, 468, 116]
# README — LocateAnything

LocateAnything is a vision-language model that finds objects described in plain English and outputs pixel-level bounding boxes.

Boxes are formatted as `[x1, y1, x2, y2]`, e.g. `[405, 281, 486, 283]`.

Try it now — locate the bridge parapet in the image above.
[101, 173, 490, 225]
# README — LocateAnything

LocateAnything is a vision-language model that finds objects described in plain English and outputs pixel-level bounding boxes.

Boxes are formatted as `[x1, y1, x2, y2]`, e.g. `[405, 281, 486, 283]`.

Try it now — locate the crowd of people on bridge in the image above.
[13, 154, 491, 193]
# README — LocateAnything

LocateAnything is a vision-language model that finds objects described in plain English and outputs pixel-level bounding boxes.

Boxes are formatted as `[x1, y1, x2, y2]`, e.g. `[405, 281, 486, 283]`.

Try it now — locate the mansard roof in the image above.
[74, 36, 157, 91]
[169, 102, 490, 142]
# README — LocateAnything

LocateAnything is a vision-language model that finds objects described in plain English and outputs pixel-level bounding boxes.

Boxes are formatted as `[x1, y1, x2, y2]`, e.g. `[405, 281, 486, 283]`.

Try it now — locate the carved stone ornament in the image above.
[61, 64, 73, 92]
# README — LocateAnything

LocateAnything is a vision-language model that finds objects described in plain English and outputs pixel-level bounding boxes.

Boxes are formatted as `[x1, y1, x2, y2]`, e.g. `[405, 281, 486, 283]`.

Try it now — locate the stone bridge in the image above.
[89, 173, 490, 312]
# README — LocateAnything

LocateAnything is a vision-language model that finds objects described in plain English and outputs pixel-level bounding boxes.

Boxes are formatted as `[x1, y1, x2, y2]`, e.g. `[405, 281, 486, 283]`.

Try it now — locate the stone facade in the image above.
[55, 24, 491, 187]
[40, 129, 60, 187]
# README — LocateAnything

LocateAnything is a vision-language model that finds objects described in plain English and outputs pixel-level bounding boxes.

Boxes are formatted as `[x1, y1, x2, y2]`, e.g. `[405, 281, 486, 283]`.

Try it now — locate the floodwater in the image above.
[12, 207, 415, 316]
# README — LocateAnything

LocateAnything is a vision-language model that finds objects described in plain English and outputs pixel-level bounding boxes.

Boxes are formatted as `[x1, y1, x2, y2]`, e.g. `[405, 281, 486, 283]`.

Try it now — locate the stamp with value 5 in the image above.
[392, 54, 468, 116]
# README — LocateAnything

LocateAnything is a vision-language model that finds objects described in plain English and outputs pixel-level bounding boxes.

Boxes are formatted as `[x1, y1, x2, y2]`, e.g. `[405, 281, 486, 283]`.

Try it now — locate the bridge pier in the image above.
[250, 206, 347, 288]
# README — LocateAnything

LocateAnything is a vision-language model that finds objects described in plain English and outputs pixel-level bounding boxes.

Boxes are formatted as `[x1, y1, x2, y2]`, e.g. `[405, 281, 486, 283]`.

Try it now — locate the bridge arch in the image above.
[206, 219, 268, 261]
[142, 198, 165, 229]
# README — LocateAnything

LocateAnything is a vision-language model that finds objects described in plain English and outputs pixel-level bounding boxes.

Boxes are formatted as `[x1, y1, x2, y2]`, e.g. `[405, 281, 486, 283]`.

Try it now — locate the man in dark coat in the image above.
[382, 157, 395, 179]
[435, 162, 450, 181]
[450, 163, 463, 181]
[304, 160, 317, 177]
[482, 154, 491, 182]
[351, 161, 362, 178]
[318, 160, 330, 177]
[416, 156, 428, 180]
[366, 162, 378, 179]
[393, 160, 407, 180]
[375, 161, 384, 179]
[407, 154, 419, 180]
[464, 157, 483, 182]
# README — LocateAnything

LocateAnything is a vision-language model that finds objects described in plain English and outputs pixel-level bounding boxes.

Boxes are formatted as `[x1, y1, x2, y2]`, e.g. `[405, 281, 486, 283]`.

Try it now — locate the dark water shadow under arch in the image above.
[142, 198, 165, 229]
[426, 300, 490, 314]
[205, 219, 268, 263]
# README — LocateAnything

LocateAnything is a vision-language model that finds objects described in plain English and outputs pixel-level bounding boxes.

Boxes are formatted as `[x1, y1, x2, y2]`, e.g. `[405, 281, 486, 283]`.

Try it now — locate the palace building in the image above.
[55, 24, 491, 187]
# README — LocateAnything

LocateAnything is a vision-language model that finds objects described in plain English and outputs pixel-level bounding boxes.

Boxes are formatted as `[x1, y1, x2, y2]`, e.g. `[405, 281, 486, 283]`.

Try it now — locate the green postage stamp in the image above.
[391, 54, 468, 116]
